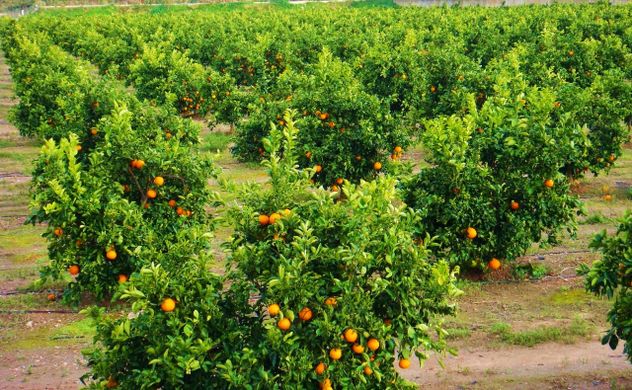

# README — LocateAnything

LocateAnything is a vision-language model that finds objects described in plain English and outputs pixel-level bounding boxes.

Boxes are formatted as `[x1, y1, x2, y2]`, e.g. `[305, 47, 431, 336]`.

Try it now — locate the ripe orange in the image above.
[53, 227, 63, 237]
[331, 185, 339, 192]
[90, 128, 98, 136]
[168, 199, 177, 208]
[488, 258, 501, 271]
[69, 265, 80, 276]
[319, 113, 329, 121]
[259, 214, 270, 226]
[154, 176, 165, 186]
[336, 178, 344, 185]
[320, 378, 332, 390]
[352, 344, 365, 354]
[343, 328, 358, 343]
[315, 362, 326, 375]
[134, 160, 145, 169]
[268, 303, 280, 316]
[76, 145, 82, 151]
[510, 200, 519, 210]
[165, 132, 172, 140]
[466, 227, 477, 240]
[299, 307, 313, 321]
[399, 358, 411, 369]
[118, 274, 128, 283]
[106, 248, 117, 261]
[367, 338, 380, 351]
[363, 365, 373, 375]
[305, 151, 312, 160]
[147, 189, 157, 199]
[161, 298, 176, 312]
[177, 207, 185, 216]
[394, 146, 403, 154]
[553, 101, 561, 108]
[329, 348, 342, 360]
[269, 213, 282, 225]
[47, 293, 56, 301]
[373, 162, 382, 171]
[328, 121, 335, 128]
[282, 208, 291, 217]
[608, 154, 616, 162]
[568, 50, 574, 57]
[278, 317, 291, 331]
[544, 179, 554, 188]
[430, 85, 437, 93]
[314, 165, 323, 173]
[325, 297, 337, 306]
[106, 377, 118, 389]
[604, 194, 613, 202]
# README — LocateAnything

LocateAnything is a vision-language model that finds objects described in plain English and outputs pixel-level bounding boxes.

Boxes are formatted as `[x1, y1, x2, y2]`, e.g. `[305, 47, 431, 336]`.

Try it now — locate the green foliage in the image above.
[81, 113, 460, 388]
[579, 212, 632, 362]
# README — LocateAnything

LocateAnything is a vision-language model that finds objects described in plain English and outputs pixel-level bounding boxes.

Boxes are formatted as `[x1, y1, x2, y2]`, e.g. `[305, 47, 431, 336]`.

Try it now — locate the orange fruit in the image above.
[177, 207, 185, 216]
[343, 328, 358, 343]
[106, 377, 118, 389]
[329, 348, 342, 360]
[54, 227, 63, 237]
[510, 200, 519, 210]
[106, 249, 117, 261]
[320, 378, 332, 390]
[147, 189, 157, 199]
[373, 162, 382, 171]
[165, 132, 172, 140]
[161, 298, 176, 312]
[268, 303, 280, 317]
[76, 145, 82, 151]
[568, 50, 574, 57]
[278, 317, 291, 331]
[325, 297, 337, 306]
[118, 274, 128, 283]
[488, 258, 501, 271]
[305, 151, 312, 160]
[168, 199, 177, 208]
[259, 214, 270, 226]
[363, 365, 373, 375]
[553, 101, 561, 108]
[399, 358, 411, 369]
[314, 165, 322, 173]
[352, 344, 365, 354]
[68, 265, 80, 276]
[544, 179, 554, 188]
[299, 307, 313, 321]
[328, 121, 335, 128]
[604, 194, 613, 202]
[315, 362, 326, 375]
[134, 160, 145, 169]
[154, 176, 165, 186]
[608, 154, 616, 162]
[319, 113, 329, 121]
[430, 85, 437, 93]
[282, 208, 291, 217]
[269, 213, 282, 224]
[336, 178, 344, 185]
[394, 146, 403, 154]
[331, 185, 339, 192]
[367, 338, 380, 351]
[47, 293, 56, 301]
[466, 227, 477, 240]
[90, 128, 98, 136]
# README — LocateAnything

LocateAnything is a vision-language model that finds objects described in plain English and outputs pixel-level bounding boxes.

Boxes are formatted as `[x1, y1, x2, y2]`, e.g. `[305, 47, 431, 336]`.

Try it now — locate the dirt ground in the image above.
[0, 50, 631, 389]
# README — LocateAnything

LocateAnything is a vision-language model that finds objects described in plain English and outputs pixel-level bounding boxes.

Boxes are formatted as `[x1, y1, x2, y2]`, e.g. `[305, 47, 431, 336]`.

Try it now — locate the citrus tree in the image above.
[579, 212, 632, 363]
[28, 105, 217, 304]
[234, 50, 409, 186]
[224, 112, 459, 388]
[403, 71, 584, 270]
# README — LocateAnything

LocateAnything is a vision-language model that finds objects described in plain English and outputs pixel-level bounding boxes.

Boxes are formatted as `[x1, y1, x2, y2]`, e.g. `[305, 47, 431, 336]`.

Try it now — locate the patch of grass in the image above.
[489, 317, 593, 347]
[512, 263, 550, 280]
[0, 293, 44, 310]
[445, 326, 472, 340]
[581, 212, 610, 225]
[350, 0, 399, 7]
[202, 132, 232, 153]
[0, 266, 38, 282]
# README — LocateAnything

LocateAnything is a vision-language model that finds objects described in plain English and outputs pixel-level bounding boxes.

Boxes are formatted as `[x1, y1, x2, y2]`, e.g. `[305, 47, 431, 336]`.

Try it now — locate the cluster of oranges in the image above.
[258, 209, 291, 226]
[390, 146, 403, 161]
[268, 300, 411, 389]
[464, 227, 504, 271]
[180, 93, 203, 114]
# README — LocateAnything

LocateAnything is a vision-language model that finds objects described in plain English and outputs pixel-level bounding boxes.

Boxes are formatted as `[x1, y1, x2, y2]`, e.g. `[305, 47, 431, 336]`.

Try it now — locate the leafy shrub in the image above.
[579, 212, 632, 363]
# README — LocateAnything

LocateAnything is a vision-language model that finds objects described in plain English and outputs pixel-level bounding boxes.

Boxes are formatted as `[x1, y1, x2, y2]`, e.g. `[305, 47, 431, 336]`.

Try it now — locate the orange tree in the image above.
[223, 113, 459, 388]
[579, 212, 632, 363]
[81, 113, 459, 388]
[234, 50, 409, 186]
[28, 105, 217, 304]
[402, 69, 584, 269]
